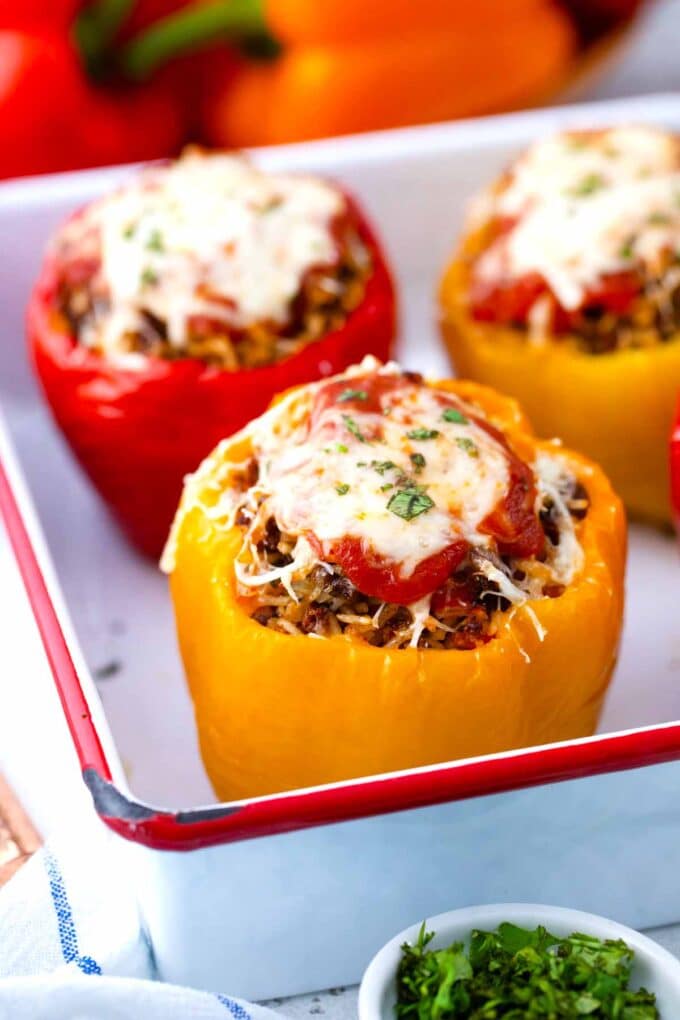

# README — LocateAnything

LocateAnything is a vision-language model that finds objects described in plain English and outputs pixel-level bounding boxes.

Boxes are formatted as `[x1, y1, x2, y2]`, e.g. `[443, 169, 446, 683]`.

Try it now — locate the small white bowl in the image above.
[359, 903, 680, 1019]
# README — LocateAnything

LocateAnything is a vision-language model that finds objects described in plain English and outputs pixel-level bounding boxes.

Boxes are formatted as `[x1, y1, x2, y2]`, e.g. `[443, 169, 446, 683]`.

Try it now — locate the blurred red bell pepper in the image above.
[671, 398, 680, 535]
[0, 30, 93, 178]
[0, 32, 185, 179]
[81, 67, 188, 167]
[0, 0, 83, 30]
[76, 0, 192, 165]
[27, 198, 396, 558]
[0, 1, 189, 181]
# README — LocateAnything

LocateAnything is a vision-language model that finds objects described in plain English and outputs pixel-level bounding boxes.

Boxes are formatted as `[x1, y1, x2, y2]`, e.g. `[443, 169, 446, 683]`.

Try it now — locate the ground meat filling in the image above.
[564, 260, 680, 354]
[469, 235, 680, 356]
[55, 225, 371, 370]
[467, 127, 680, 354]
[236, 464, 589, 651]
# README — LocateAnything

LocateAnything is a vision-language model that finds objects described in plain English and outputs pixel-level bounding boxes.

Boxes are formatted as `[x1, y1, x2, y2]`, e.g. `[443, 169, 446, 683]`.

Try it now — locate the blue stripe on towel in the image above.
[217, 994, 252, 1019]
[44, 849, 102, 976]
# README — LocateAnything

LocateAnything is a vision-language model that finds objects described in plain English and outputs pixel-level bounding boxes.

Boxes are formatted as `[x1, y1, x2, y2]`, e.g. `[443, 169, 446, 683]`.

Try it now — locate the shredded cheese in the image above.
[407, 596, 435, 648]
[165, 359, 587, 646]
[475, 558, 530, 606]
[60, 150, 345, 355]
[242, 365, 509, 580]
[233, 362, 583, 593]
[476, 125, 680, 310]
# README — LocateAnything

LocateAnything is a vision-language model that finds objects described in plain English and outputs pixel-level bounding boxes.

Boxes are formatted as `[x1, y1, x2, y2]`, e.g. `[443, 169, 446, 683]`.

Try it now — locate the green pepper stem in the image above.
[120, 0, 267, 81]
[75, 0, 135, 72]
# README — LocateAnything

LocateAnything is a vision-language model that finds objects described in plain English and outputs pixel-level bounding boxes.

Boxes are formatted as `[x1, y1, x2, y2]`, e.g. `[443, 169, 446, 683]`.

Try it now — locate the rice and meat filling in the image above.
[51, 149, 371, 370]
[469, 126, 680, 354]
[552, 253, 680, 355]
[233, 462, 589, 651]
[56, 224, 371, 369]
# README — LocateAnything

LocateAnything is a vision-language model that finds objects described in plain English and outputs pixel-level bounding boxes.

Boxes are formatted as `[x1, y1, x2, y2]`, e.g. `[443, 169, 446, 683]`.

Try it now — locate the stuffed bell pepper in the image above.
[28, 149, 395, 557]
[163, 358, 625, 801]
[440, 124, 680, 526]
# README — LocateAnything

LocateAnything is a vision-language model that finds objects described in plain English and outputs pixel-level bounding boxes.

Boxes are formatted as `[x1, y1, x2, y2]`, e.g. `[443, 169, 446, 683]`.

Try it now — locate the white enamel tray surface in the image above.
[0, 94, 678, 811]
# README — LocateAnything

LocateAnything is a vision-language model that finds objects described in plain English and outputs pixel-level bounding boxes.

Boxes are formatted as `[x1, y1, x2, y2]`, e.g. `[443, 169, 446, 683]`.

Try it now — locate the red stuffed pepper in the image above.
[27, 148, 396, 557]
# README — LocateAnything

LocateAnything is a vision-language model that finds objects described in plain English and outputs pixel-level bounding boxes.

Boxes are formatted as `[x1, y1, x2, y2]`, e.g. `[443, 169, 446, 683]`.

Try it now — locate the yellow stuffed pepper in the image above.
[163, 358, 625, 801]
[440, 124, 680, 526]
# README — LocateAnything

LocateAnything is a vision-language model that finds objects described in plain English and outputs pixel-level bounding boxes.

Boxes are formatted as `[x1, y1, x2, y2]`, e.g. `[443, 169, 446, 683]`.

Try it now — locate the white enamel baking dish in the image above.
[1, 94, 680, 1002]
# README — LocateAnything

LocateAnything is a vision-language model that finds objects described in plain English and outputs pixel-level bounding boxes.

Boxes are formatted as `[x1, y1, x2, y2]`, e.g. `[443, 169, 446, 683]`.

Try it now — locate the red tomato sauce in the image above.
[469, 232, 641, 329]
[310, 369, 423, 421]
[305, 371, 546, 604]
[308, 533, 469, 606]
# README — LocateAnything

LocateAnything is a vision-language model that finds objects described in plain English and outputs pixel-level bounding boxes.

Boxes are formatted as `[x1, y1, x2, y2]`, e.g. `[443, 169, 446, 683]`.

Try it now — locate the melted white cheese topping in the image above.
[163, 359, 586, 637]
[533, 451, 584, 584]
[257, 373, 510, 578]
[476, 126, 680, 310]
[65, 151, 345, 352]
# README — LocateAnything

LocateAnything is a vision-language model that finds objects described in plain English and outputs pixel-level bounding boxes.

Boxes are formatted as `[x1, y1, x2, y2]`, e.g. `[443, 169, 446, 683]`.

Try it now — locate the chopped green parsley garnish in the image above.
[342, 414, 366, 443]
[146, 228, 165, 252]
[406, 428, 440, 441]
[619, 238, 635, 259]
[371, 460, 397, 475]
[335, 483, 350, 495]
[648, 211, 670, 225]
[337, 388, 368, 403]
[396, 922, 659, 1019]
[123, 222, 136, 240]
[335, 443, 349, 454]
[568, 172, 605, 197]
[442, 408, 469, 425]
[387, 486, 434, 521]
[455, 436, 479, 458]
[380, 483, 394, 492]
[140, 266, 158, 287]
[410, 452, 426, 473]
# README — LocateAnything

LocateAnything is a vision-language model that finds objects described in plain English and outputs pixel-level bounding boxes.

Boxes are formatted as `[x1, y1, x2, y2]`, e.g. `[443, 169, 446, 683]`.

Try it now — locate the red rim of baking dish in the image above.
[3, 453, 680, 853]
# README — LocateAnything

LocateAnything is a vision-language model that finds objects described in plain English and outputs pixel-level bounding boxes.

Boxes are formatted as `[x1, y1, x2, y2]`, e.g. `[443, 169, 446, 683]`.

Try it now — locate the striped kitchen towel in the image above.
[0, 830, 279, 1019]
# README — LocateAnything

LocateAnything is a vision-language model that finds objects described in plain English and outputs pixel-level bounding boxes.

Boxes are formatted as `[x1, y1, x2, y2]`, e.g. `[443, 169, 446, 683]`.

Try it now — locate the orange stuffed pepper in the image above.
[440, 125, 680, 526]
[164, 359, 625, 801]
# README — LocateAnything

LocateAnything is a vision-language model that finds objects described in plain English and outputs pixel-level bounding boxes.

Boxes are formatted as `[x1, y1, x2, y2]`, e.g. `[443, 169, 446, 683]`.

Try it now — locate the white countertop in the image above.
[1, 1, 679, 1013]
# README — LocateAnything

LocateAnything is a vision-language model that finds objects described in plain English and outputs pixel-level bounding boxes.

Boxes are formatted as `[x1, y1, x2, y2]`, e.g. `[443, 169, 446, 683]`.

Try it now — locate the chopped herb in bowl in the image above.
[396, 922, 659, 1018]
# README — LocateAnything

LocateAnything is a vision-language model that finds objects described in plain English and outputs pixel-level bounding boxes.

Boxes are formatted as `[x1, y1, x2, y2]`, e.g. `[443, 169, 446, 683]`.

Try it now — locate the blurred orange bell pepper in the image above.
[208, 3, 576, 146]
[265, 0, 545, 45]
[120, 0, 576, 148]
